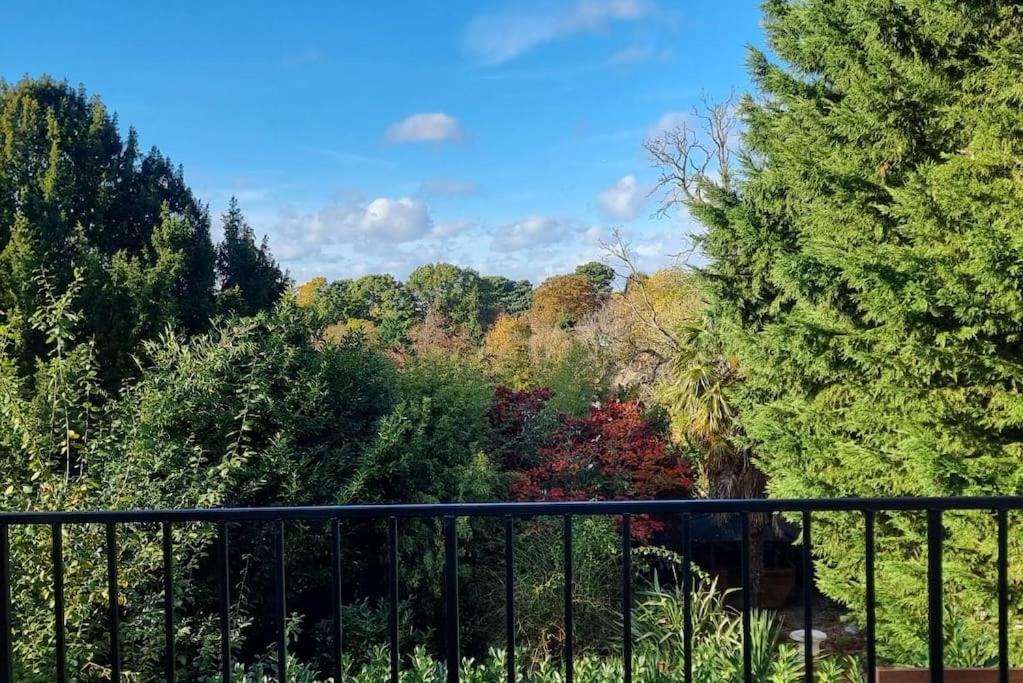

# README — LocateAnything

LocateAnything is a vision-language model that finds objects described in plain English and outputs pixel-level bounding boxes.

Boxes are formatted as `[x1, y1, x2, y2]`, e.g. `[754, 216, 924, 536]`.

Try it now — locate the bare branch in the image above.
[600, 228, 683, 354]
[645, 91, 740, 217]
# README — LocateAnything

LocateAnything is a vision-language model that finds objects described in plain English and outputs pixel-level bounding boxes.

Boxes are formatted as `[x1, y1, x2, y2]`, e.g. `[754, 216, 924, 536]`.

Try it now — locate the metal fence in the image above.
[0, 496, 1020, 683]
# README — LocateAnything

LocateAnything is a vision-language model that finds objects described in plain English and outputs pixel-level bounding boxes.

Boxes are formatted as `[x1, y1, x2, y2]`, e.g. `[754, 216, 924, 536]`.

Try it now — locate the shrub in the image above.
[513, 399, 693, 542]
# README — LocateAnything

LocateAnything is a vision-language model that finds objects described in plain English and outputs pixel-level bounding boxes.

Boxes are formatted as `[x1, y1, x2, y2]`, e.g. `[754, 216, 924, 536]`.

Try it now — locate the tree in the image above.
[512, 398, 693, 541]
[0, 76, 216, 378]
[531, 274, 599, 329]
[574, 262, 615, 298]
[482, 313, 533, 388]
[685, 0, 1023, 663]
[350, 274, 417, 345]
[295, 276, 328, 309]
[406, 263, 495, 340]
[485, 275, 533, 315]
[216, 197, 287, 315]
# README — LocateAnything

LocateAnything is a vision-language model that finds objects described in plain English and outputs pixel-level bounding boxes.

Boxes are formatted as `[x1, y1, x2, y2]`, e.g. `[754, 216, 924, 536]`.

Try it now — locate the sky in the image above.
[2, 0, 765, 285]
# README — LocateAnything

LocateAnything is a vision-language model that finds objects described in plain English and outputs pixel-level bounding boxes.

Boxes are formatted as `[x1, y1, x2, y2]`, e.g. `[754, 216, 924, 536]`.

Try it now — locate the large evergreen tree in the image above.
[692, 1, 1023, 664]
[216, 196, 287, 316]
[0, 76, 216, 378]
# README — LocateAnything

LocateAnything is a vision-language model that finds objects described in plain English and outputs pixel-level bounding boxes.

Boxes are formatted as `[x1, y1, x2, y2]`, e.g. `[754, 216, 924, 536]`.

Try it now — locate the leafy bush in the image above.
[513, 399, 693, 541]
[220, 575, 863, 683]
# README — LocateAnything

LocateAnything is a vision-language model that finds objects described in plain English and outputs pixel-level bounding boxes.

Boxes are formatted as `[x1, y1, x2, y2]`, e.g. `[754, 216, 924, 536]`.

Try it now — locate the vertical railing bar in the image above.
[106, 523, 120, 682]
[274, 519, 287, 681]
[218, 521, 230, 683]
[741, 511, 752, 683]
[865, 510, 876, 683]
[504, 516, 515, 683]
[682, 513, 693, 683]
[52, 522, 65, 683]
[998, 508, 1008, 683]
[927, 508, 944, 683]
[444, 516, 460, 683]
[332, 519, 344, 683]
[564, 513, 574, 683]
[0, 524, 10, 683]
[162, 522, 175, 683]
[802, 510, 813, 682]
[622, 514, 632, 683]
[388, 516, 399, 683]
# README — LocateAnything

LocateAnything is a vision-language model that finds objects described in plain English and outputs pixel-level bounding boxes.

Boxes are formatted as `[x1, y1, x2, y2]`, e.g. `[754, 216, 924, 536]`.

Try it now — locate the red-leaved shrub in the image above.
[510, 398, 693, 541]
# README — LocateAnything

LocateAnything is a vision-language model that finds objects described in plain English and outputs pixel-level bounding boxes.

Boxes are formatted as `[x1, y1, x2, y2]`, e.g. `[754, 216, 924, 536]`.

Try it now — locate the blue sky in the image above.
[3, 0, 764, 284]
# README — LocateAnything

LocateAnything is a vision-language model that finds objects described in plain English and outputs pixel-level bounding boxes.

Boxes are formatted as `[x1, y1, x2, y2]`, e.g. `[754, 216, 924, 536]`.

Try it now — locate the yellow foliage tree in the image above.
[483, 313, 533, 388]
[295, 276, 327, 308]
[323, 318, 379, 346]
[530, 274, 598, 328]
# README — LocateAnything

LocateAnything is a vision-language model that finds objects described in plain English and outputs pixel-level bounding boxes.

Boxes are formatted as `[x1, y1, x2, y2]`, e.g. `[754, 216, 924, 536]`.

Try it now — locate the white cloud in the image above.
[598, 174, 646, 220]
[271, 196, 434, 262]
[647, 110, 688, 138]
[360, 198, 433, 241]
[420, 178, 481, 197]
[431, 220, 476, 238]
[609, 45, 673, 65]
[464, 0, 651, 65]
[492, 215, 576, 251]
[385, 113, 465, 143]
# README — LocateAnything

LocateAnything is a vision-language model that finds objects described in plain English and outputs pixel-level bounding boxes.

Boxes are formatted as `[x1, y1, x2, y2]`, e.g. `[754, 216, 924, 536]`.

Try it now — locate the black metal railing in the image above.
[0, 496, 1020, 683]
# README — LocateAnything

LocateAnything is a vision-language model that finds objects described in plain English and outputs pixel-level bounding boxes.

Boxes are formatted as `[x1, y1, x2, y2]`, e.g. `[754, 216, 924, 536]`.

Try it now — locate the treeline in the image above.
[0, 77, 703, 680]
[7, 0, 1023, 673]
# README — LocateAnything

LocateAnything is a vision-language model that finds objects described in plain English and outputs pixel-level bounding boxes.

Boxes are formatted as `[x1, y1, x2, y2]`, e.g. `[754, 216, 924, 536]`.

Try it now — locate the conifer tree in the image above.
[0, 76, 217, 377]
[215, 197, 287, 316]
[690, 0, 1023, 663]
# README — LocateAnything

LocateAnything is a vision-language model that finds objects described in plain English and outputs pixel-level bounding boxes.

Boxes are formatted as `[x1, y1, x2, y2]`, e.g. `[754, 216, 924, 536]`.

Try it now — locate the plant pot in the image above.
[760, 566, 795, 609]
[877, 668, 1023, 682]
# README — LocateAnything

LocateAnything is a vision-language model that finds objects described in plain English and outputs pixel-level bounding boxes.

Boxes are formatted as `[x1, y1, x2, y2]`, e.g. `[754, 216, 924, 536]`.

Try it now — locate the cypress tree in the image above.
[0, 76, 217, 377]
[695, 1, 1023, 663]
[216, 196, 287, 316]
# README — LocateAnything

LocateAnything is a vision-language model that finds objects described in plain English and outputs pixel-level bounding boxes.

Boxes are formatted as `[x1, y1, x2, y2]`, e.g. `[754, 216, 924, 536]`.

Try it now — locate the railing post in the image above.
[274, 519, 287, 681]
[388, 516, 399, 683]
[622, 514, 632, 683]
[106, 523, 120, 682]
[52, 522, 65, 683]
[927, 509, 944, 683]
[444, 516, 460, 683]
[0, 524, 11, 683]
[563, 514, 574, 683]
[218, 521, 231, 683]
[332, 519, 344, 683]
[504, 516, 515, 683]
[682, 513, 692, 683]
[998, 508, 1008, 683]
[802, 510, 813, 682]
[865, 510, 876, 683]
[740, 512, 752, 683]
[162, 522, 175, 683]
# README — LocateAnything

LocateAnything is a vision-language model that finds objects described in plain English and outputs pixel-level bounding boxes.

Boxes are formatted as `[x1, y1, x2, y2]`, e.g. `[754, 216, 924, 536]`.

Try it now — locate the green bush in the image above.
[219, 574, 862, 683]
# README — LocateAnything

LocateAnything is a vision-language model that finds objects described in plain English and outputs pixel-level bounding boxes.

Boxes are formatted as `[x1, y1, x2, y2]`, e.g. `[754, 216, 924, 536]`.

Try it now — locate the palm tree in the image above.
[659, 319, 769, 603]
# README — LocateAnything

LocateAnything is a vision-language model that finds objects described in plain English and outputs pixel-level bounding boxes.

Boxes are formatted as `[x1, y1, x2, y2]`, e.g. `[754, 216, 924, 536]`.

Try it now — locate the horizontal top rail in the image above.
[0, 496, 1021, 524]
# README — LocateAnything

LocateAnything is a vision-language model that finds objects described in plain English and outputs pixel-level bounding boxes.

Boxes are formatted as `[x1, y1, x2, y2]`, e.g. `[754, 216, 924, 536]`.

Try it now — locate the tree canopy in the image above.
[687, 0, 1023, 663]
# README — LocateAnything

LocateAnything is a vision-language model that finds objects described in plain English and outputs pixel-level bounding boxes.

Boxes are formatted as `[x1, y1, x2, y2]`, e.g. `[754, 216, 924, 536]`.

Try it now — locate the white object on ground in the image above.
[789, 629, 828, 655]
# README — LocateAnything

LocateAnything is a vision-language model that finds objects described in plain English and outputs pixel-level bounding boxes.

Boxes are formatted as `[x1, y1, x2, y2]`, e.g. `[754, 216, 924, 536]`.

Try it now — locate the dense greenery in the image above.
[686, 0, 1023, 666]
[6, 0, 1023, 675]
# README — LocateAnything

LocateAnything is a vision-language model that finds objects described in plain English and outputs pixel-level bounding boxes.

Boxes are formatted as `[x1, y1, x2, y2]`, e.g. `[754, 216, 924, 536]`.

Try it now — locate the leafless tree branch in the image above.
[644, 90, 739, 217]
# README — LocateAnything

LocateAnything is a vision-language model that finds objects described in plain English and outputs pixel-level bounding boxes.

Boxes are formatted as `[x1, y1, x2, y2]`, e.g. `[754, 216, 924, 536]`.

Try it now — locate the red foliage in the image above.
[488, 386, 555, 470]
[511, 399, 693, 541]
[489, 386, 553, 438]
